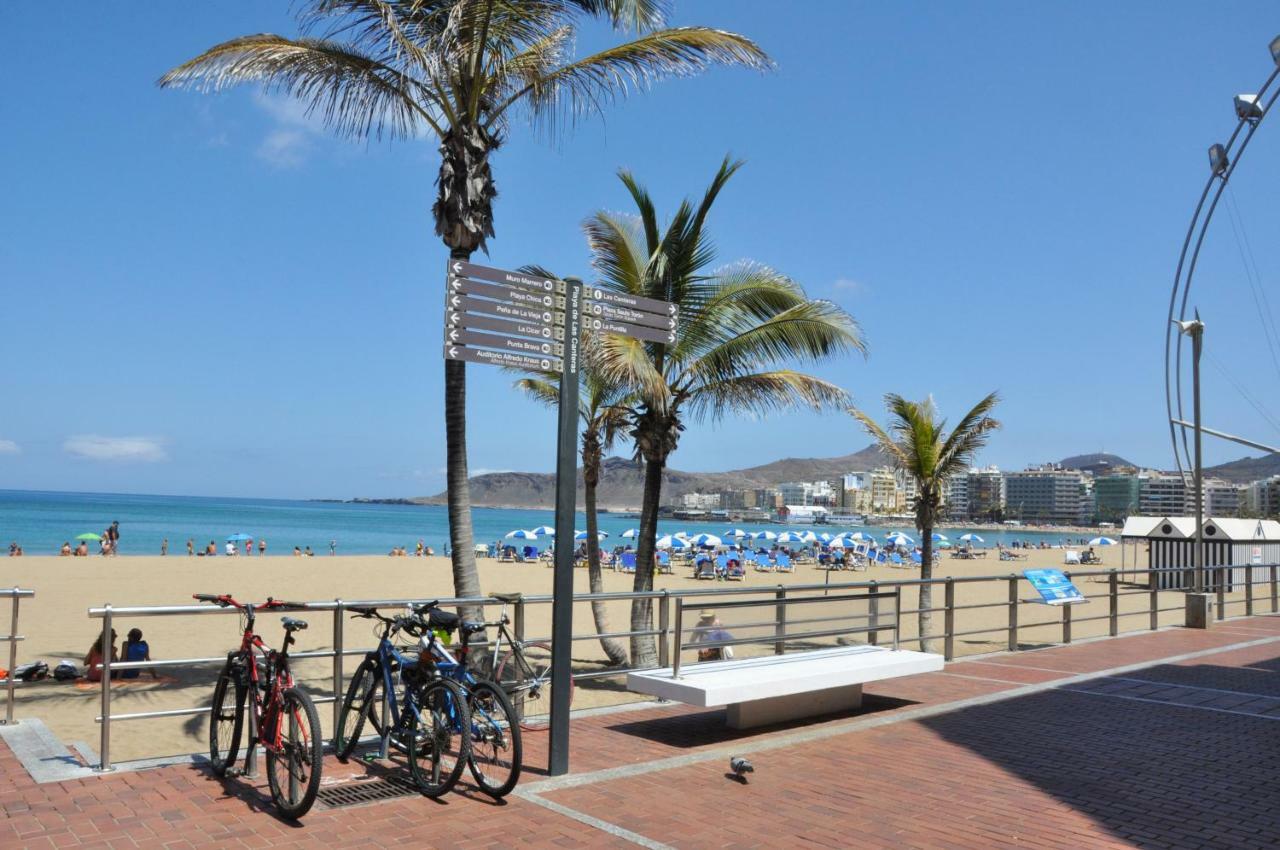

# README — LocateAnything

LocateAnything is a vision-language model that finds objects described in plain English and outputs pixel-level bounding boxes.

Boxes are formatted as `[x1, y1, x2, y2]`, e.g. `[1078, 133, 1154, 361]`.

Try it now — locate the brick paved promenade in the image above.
[3, 616, 1279, 849]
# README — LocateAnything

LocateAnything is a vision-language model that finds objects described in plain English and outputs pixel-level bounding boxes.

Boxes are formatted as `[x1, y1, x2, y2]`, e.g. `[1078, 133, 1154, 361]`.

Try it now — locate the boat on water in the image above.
[822, 514, 866, 525]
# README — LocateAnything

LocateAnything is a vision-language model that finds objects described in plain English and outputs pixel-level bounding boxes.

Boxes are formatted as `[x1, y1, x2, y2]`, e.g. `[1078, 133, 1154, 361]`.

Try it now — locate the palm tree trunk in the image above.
[445, 247, 482, 621]
[584, 469, 628, 666]
[918, 513, 934, 653]
[629, 457, 665, 667]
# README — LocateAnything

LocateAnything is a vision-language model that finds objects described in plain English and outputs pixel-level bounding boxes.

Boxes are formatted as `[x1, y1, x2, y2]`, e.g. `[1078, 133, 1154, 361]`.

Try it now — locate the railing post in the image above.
[1149, 573, 1159, 631]
[1216, 565, 1226, 620]
[1062, 597, 1073, 645]
[1245, 567, 1254, 617]
[5, 590, 19, 726]
[1109, 570, 1119, 637]
[672, 601, 684, 679]
[332, 600, 344, 736]
[1271, 565, 1278, 613]
[97, 605, 113, 772]
[658, 592, 671, 669]
[867, 580, 879, 646]
[514, 598, 526, 644]
[1006, 575, 1018, 652]
[774, 586, 786, 656]
[893, 587, 901, 650]
[943, 579, 955, 661]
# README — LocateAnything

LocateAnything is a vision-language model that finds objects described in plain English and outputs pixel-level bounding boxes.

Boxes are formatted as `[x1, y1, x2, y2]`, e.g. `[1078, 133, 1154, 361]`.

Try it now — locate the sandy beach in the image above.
[0, 544, 1198, 763]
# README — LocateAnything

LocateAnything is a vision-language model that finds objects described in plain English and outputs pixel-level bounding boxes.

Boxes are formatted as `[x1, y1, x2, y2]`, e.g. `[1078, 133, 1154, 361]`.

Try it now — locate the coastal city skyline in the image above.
[3, 3, 1279, 502]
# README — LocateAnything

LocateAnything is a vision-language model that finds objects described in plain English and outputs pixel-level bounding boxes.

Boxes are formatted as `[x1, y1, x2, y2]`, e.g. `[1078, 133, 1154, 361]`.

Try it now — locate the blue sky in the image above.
[2, 3, 1279, 499]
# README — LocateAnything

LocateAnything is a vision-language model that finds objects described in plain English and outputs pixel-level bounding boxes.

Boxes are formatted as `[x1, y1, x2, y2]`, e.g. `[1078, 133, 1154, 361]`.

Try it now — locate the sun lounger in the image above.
[1064, 550, 1081, 565]
[695, 559, 718, 580]
[725, 558, 745, 581]
[890, 552, 904, 567]
[911, 551, 922, 565]
[657, 551, 672, 574]
[619, 552, 637, 573]
[775, 553, 793, 573]
[752, 552, 773, 572]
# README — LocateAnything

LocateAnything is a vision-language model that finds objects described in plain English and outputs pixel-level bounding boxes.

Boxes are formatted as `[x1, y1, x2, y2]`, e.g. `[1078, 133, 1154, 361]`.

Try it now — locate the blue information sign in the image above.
[1023, 569, 1087, 606]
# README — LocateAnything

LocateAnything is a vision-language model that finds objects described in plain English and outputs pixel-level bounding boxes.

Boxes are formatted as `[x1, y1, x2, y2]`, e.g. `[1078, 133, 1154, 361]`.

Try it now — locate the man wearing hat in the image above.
[691, 611, 735, 662]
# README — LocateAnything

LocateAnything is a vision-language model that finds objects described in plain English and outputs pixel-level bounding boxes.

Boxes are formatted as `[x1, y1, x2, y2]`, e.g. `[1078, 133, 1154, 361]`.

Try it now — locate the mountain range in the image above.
[390, 449, 1280, 510]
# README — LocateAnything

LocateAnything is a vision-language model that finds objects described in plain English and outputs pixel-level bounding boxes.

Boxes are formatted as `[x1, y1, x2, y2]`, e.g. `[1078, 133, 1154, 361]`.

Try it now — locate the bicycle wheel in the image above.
[208, 655, 246, 777]
[265, 687, 323, 820]
[466, 680, 522, 798]
[495, 641, 572, 730]
[335, 657, 382, 760]
[406, 678, 471, 798]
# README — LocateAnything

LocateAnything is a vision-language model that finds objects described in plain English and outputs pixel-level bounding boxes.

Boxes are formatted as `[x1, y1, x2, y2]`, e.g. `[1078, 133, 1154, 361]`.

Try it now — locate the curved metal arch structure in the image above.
[1166, 36, 1280, 475]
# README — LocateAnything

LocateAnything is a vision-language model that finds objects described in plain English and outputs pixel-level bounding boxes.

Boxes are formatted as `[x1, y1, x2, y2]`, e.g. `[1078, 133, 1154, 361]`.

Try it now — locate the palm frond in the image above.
[158, 34, 442, 139]
[848, 406, 911, 471]
[686, 370, 849, 422]
[488, 27, 772, 131]
[593, 333, 671, 409]
[584, 211, 647, 293]
[514, 376, 561, 409]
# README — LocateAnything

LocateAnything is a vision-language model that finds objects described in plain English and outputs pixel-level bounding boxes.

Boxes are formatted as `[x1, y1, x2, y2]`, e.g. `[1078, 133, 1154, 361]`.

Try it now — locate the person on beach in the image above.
[258, 539, 266, 556]
[187, 539, 194, 556]
[425, 545, 434, 556]
[160, 538, 168, 556]
[305, 545, 315, 557]
[416, 540, 424, 557]
[293, 546, 302, 557]
[206, 541, 217, 556]
[108, 521, 120, 555]
[329, 540, 336, 556]
[245, 539, 252, 556]
[75, 541, 88, 556]
[99, 536, 110, 556]
[7, 542, 15, 557]
[225, 541, 236, 557]
[60, 542, 72, 556]
[120, 629, 158, 681]
[691, 611, 734, 662]
[85, 630, 119, 682]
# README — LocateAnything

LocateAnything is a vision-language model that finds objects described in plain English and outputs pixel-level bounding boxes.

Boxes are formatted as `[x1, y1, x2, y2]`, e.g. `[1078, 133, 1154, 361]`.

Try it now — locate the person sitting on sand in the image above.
[121, 628, 158, 681]
[425, 546, 434, 556]
[75, 541, 88, 556]
[304, 546, 314, 557]
[60, 542, 72, 556]
[293, 546, 302, 557]
[416, 540, 424, 557]
[85, 630, 120, 682]
[206, 541, 217, 556]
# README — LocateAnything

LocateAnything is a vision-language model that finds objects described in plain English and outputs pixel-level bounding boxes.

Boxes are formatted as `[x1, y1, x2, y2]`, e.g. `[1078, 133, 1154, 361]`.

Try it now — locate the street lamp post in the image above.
[1174, 315, 1208, 619]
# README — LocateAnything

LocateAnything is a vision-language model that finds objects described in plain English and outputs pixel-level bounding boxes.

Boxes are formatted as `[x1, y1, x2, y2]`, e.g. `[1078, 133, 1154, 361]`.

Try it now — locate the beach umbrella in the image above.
[530, 526, 556, 536]
[798, 531, 818, 543]
[655, 535, 690, 549]
[574, 530, 608, 540]
[932, 533, 949, 542]
[1088, 536, 1117, 546]
[227, 533, 253, 542]
[776, 531, 808, 544]
[750, 530, 777, 541]
[673, 531, 691, 540]
[938, 541, 953, 549]
[959, 533, 985, 544]
[885, 532, 915, 547]
[723, 528, 748, 539]
[74, 533, 102, 541]
[817, 532, 835, 544]
[829, 535, 858, 548]
[505, 529, 538, 539]
[687, 533, 722, 548]
[621, 528, 640, 538]
[848, 532, 873, 542]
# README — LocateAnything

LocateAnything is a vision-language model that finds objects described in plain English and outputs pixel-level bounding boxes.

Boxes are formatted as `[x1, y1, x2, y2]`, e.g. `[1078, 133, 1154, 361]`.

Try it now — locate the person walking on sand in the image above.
[258, 539, 266, 556]
[329, 540, 336, 556]
[108, 521, 120, 555]
[161, 538, 168, 556]
[245, 539, 252, 557]
[186, 538, 194, 556]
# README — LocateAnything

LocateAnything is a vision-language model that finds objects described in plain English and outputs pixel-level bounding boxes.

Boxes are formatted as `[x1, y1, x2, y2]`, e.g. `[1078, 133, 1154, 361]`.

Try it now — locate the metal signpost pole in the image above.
[548, 276, 583, 777]
[1191, 322, 1204, 595]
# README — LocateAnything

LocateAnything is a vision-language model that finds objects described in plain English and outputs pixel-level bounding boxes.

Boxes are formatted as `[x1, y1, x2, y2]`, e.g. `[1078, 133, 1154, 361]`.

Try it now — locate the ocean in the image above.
[0, 489, 1086, 555]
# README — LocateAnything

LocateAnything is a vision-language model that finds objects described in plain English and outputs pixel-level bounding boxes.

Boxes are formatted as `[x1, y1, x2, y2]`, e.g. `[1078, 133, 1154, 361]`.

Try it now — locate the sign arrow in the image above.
[447, 327, 564, 358]
[448, 277, 562, 310]
[457, 293, 564, 326]
[584, 287, 677, 319]
[584, 302, 677, 332]
[586, 317, 679, 345]
[444, 343, 562, 373]
[448, 260, 564, 294]
[448, 309, 563, 341]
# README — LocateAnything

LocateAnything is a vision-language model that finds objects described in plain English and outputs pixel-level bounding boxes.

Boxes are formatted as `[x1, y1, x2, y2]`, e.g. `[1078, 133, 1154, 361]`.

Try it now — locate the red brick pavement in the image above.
[1, 616, 1278, 849]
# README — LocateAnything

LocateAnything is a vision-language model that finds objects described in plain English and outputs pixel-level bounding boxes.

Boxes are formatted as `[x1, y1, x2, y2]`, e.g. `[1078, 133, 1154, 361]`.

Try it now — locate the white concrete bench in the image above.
[627, 644, 944, 729]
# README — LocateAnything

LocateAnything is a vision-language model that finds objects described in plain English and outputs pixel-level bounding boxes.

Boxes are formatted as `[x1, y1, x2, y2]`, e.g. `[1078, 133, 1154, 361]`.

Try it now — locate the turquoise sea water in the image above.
[0, 489, 1085, 555]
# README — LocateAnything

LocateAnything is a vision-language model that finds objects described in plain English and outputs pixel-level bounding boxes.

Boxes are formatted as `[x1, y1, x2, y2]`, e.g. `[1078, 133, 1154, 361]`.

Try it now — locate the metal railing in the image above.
[0, 588, 35, 726]
[670, 588, 900, 678]
[76, 563, 1280, 771]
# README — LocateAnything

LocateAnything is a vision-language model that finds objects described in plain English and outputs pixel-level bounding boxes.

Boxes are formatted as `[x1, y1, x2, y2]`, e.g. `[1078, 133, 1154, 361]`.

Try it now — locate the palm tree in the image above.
[849, 393, 1001, 653]
[515, 338, 631, 666]
[589, 158, 867, 665]
[159, 0, 771, 608]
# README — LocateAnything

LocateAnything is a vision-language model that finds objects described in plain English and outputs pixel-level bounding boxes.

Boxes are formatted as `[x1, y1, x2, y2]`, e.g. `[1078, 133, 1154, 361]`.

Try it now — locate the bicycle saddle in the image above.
[460, 621, 486, 635]
[281, 616, 309, 631]
[427, 609, 459, 631]
[491, 591, 523, 603]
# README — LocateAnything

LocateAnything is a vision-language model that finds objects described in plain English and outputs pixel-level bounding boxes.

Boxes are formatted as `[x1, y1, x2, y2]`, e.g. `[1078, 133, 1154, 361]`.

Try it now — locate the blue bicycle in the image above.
[413, 601, 523, 797]
[333, 606, 471, 797]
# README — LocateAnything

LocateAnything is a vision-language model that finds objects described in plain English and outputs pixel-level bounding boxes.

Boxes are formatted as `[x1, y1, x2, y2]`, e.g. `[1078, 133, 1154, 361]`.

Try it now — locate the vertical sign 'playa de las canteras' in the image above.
[440, 259, 676, 776]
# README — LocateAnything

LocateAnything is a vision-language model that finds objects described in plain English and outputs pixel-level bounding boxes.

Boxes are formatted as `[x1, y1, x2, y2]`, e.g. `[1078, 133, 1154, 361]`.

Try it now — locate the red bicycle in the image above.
[195, 593, 323, 819]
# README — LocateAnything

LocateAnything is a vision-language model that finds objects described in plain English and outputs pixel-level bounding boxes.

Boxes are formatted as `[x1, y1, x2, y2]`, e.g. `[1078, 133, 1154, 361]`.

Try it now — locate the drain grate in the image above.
[315, 775, 419, 809]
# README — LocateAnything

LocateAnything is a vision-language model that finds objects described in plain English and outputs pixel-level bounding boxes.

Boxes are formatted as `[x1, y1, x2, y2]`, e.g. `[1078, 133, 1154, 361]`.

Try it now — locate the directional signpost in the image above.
[441, 259, 676, 777]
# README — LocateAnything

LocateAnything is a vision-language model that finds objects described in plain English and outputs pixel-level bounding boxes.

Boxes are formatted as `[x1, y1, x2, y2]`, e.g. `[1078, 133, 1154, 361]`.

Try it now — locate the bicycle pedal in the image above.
[226, 767, 244, 778]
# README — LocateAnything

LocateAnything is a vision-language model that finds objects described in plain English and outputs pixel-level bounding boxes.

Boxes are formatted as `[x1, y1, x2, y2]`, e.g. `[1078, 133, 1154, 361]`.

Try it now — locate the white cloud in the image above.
[258, 129, 310, 168]
[253, 93, 324, 168]
[0, 438, 19, 455]
[832, 278, 869, 296]
[64, 435, 168, 463]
